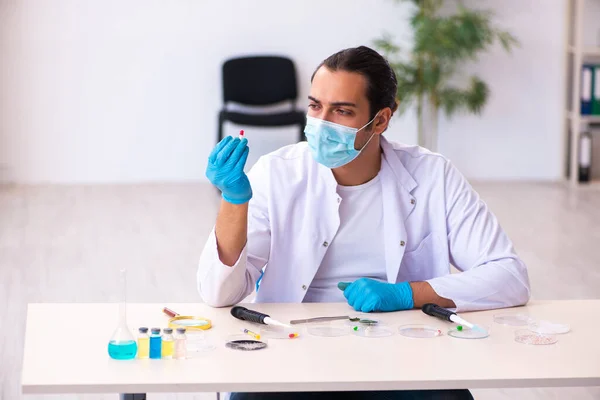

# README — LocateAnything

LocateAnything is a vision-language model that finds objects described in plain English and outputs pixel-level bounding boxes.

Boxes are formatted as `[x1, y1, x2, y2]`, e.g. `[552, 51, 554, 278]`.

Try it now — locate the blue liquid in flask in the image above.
[108, 340, 138, 360]
[107, 269, 138, 360]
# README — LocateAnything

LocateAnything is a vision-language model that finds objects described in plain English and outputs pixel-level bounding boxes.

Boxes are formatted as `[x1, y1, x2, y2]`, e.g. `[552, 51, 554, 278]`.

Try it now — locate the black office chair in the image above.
[218, 56, 306, 143]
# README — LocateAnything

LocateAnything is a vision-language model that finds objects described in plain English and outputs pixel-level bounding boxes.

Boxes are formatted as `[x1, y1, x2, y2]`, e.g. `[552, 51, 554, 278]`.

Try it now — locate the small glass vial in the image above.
[174, 327, 187, 359]
[149, 327, 162, 359]
[137, 327, 150, 359]
[161, 328, 175, 359]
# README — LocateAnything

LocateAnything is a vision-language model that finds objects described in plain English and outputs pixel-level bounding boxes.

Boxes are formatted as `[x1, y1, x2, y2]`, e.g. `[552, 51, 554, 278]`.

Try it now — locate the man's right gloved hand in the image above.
[206, 136, 252, 204]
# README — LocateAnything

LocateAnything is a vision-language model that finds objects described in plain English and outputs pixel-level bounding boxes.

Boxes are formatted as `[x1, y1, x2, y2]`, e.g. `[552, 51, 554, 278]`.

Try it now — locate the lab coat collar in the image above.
[380, 136, 417, 193]
[316, 136, 418, 193]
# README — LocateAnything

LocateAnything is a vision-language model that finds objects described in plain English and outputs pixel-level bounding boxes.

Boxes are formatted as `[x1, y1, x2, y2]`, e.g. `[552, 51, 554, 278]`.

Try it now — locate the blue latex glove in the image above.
[338, 278, 414, 313]
[206, 136, 252, 204]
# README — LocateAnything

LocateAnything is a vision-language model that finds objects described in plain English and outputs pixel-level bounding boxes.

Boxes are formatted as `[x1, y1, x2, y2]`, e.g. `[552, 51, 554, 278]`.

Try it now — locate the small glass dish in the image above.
[225, 334, 268, 351]
[306, 322, 349, 337]
[352, 324, 394, 338]
[185, 331, 216, 355]
[398, 324, 443, 338]
[447, 325, 490, 339]
[514, 329, 558, 345]
[493, 313, 533, 326]
[528, 320, 570, 335]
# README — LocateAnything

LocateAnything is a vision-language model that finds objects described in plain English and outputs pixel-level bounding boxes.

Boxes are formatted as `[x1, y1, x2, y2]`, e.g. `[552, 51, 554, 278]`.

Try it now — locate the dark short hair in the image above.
[312, 46, 399, 120]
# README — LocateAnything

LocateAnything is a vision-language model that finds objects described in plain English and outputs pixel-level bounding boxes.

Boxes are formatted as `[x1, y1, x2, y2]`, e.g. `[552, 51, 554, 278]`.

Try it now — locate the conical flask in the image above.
[107, 269, 137, 360]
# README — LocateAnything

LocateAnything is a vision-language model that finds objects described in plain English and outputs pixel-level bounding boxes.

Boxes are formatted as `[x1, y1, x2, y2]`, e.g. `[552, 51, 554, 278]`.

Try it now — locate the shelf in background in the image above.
[566, 45, 600, 57]
[566, 112, 600, 123]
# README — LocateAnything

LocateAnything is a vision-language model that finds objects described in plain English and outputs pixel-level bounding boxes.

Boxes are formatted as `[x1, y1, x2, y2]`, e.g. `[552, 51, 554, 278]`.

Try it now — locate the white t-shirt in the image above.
[304, 174, 386, 303]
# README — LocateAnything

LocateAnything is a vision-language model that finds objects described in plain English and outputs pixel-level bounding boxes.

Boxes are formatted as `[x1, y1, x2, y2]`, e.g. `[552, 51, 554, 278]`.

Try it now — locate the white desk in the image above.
[21, 300, 600, 395]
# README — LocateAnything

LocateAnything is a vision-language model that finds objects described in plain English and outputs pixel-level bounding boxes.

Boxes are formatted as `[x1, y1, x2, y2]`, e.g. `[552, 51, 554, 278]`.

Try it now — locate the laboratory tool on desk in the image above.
[493, 312, 533, 326]
[448, 325, 490, 339]
[514, 329, 558, 345]
[306, 322, 350, 338]
[398, 324, 443, 338]
[162, 307, 212, 331]
[352, 324, 394, 338]
[230, 306, 292, 328]
[290, 315, 375, 325]
[107, 269, 138, 360]
[226, 338, 268, 351]
[422, 303, 486, 333]
[528, 320, 570, 335]
[242, 328, 261, 340]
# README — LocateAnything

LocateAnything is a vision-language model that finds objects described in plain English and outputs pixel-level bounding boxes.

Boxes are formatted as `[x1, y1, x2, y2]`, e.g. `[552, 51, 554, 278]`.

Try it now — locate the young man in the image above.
[199, 46, 530, 400]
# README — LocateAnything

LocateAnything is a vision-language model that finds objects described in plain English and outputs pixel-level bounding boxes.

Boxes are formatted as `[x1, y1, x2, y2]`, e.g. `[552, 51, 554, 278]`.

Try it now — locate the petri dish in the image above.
[185, 332, 216, 354]
[306, 324, 349, 337]
[528, 320, 570, 335]
[398, 324, 442, 338]
[260, 325, 301, 339]
[225, 334, 268, 351]
[493, 313, 533, 326]
[514, 329, 558, 345]
[352, 325, 394, 338]
[448, 325, 490, 339]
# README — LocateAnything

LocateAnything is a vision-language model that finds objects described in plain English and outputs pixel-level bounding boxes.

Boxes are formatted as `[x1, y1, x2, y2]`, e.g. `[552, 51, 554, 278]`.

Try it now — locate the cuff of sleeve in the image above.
[425, 277, 463, 312]
[198, 230, 249, 306]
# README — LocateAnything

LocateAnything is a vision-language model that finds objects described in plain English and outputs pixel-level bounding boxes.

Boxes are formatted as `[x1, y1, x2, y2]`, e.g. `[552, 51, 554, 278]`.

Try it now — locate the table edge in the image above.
[22, 376, 600, 395]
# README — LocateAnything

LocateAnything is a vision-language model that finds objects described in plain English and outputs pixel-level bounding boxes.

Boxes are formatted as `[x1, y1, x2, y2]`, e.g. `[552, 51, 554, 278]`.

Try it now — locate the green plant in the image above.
[375, 0, 518, 151]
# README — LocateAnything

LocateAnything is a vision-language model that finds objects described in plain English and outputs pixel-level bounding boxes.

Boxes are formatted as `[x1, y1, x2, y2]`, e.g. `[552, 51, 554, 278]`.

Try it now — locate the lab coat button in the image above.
[400, 241, 406, 247]
[410, 199, 416, 205]
[322, 241, 329, 247]
[302, 285, 307, 290]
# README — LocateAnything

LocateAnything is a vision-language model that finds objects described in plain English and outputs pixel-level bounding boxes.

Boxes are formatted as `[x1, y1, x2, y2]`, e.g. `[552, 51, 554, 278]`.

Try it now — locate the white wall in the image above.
[439, 0, 567, 181]
[0, 0, 416, 183]
[0, 0, 566, 183]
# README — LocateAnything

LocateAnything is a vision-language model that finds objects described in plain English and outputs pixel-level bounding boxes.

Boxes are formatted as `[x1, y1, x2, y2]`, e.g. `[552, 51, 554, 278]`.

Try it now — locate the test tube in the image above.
[239, 129, 244, 139]
[174, 327, 187, 359]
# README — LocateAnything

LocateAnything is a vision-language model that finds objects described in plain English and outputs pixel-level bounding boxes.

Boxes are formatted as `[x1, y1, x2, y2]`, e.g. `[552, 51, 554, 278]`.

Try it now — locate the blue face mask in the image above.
[304, 114, 378, 169]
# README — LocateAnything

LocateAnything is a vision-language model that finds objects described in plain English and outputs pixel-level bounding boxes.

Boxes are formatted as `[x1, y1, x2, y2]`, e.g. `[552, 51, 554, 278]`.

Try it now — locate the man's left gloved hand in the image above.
[338, 278, 414, 313]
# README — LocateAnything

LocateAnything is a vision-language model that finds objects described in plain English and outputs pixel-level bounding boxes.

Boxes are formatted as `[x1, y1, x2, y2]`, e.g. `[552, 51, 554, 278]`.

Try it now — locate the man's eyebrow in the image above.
[308, 96, 357, 107]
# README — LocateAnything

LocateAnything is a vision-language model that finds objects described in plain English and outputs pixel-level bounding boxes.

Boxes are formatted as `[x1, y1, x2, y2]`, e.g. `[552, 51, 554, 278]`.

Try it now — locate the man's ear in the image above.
[374, 108, 392, 135]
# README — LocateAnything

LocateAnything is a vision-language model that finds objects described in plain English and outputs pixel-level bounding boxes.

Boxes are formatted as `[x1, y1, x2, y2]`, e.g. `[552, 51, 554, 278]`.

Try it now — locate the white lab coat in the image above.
[197, 137, 530, 312]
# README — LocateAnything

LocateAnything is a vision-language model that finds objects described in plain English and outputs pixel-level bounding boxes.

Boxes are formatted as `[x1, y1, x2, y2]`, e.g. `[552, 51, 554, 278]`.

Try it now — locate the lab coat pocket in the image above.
[399, 232, 444, 282]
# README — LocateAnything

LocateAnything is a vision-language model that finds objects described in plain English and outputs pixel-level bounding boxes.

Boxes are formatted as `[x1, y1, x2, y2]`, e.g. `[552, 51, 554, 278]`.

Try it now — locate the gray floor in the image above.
[1, 182, 599, 400]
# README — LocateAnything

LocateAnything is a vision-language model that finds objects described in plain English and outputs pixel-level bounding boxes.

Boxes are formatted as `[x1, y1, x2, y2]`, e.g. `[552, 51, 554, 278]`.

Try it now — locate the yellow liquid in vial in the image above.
[137, 337, 149, 359]
[162, 339, 174, 359]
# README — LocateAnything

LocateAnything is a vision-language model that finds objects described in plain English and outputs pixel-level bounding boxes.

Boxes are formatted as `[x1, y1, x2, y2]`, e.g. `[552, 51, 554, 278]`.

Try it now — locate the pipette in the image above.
[422, 303, 486, 332]
[231, 306, 291, 328]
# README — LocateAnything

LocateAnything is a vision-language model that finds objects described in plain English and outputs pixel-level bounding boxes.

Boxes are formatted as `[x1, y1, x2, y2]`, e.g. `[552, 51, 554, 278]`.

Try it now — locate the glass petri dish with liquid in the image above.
[447, 325, 490, 339]
[398, 324, 443, 338]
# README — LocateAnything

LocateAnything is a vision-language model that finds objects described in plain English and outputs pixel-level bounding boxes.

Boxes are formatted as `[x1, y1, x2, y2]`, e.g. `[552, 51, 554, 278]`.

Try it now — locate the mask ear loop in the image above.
[356, 111, 381, 151]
